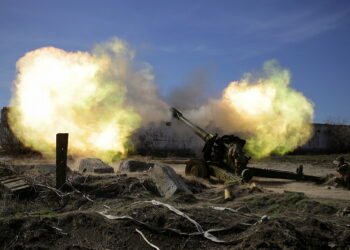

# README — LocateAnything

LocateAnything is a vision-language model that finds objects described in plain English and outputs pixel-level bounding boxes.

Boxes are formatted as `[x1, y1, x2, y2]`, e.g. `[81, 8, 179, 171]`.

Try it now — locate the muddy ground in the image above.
[1, 154, 350, 249]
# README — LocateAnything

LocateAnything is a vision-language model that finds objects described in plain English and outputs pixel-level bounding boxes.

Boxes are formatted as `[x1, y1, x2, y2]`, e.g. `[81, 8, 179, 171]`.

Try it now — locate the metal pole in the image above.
[56, 133, 68, 189]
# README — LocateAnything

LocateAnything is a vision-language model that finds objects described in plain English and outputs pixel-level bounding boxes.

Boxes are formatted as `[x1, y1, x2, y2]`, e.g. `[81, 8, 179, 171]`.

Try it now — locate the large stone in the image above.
[150, 163, 192, 198]
[119, 160, 154, 172]
[79, 158, 114, 174]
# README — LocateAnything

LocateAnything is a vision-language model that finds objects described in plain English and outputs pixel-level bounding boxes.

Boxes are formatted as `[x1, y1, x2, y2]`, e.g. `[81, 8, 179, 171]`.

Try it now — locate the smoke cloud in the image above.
[168, 69, 212, 110]
[9, 38, 169, 161]
[179, 60, 314, 158]
[9, 37, 314, 160]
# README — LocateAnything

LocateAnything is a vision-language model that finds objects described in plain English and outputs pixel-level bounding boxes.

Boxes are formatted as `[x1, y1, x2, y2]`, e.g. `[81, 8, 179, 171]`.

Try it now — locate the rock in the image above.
[328, 242, 337, 249]
[337, 207, 350, 217]
[79, 158, 114, 174]
[150, 163, 192, 198]
[119, 160, 154, 172]
[259, 215, 269, 223]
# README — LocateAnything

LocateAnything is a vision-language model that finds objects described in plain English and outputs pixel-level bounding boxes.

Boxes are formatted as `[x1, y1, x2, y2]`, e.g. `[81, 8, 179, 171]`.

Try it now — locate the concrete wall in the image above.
[298, 123, 350, 153]
[134, 122, 350, 156]
[132, 123, 203, 157]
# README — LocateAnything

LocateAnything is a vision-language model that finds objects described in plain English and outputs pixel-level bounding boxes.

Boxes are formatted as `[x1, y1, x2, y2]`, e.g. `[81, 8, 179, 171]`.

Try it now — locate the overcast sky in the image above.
[0, 0, 349, 123]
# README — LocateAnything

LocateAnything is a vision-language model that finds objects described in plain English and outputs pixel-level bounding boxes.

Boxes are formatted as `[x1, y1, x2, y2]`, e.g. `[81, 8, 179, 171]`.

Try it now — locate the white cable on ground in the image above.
[135, 229, 160, 250]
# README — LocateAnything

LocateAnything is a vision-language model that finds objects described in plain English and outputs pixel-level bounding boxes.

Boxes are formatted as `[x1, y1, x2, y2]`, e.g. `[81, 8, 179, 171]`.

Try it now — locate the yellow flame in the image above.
[224, 82, 276, 116]
[218, 60, 314, 158]
[9, 40, 141, 161]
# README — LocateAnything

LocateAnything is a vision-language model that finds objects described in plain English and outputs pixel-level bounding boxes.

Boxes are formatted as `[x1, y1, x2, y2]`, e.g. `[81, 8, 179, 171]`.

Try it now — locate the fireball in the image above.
[219, 60, 314, 158]
[9, 40, 142, 161]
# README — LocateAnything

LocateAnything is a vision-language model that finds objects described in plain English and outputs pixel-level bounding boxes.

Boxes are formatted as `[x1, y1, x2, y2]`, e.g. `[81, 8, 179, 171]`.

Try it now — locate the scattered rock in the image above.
[150, 163, 192, 198]
[79, 158, 114, 174]
[259, 215, 269, 223]
[328, 242, 337, 248]
[119, 160, 154, 172]
[336, 207, 350, 217]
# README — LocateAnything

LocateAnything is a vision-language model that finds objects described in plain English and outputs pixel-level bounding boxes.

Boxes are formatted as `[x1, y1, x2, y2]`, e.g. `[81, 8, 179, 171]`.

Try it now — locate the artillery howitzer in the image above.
[171, 107, 322, 183]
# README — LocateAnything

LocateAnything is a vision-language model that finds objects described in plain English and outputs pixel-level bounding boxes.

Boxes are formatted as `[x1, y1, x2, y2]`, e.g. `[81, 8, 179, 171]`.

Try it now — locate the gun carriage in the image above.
[171, 107, 321, 183]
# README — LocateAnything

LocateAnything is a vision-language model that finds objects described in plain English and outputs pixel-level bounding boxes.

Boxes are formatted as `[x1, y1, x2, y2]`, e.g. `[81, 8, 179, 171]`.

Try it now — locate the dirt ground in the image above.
[1, 154, 350, 249]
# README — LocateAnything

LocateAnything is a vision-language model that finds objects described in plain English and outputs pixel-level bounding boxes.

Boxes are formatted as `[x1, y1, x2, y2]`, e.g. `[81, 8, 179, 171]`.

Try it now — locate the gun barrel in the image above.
[171, 107, 214, 142]
[246, 167, 323, 183]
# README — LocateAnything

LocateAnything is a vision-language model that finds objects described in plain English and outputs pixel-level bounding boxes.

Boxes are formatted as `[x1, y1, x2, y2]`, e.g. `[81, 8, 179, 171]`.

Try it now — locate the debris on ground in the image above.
[119, 160, 154, 172]
[79, 158, 114, 174]
[0, 165, 32, 197]
[0, 155, 350, 249]
[150, 163, 192, 198]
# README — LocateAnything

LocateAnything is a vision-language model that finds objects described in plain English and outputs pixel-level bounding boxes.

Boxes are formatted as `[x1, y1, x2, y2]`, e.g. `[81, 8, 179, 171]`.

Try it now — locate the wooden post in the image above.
[56, 133, 68, 190]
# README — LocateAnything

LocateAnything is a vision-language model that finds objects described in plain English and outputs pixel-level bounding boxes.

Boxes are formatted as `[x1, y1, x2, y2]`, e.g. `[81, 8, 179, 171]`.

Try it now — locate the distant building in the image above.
[132, 123, 202, 157]
[135, 122, 350, 156]
[297, 123, 350, 153]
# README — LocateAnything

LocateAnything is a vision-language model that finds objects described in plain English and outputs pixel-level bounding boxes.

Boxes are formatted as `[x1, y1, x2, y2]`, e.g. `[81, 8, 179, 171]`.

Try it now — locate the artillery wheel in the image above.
[185, 159, 209, 179]
[241, 169, 253, 182]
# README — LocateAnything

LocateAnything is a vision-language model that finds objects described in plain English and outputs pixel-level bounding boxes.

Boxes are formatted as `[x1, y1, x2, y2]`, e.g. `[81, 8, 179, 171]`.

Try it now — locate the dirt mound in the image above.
[1, 200, 349, 249]
[71, 175, 150, 199]
[1, 160, 350, 249]
[182, 178, 208, 194]
[237, 217, 343, 249]
[239, 192, 338, 216]
[0, 212, 149, 249]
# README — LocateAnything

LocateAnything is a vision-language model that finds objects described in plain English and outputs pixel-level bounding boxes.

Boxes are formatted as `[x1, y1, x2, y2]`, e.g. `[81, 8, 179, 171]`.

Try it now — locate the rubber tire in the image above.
[241, 169, 253, 182]
[185, 159, 209, 179]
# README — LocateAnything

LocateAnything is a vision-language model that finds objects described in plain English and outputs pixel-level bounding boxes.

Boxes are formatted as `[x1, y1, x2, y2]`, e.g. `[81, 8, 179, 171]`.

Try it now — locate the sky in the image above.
[0, 0, 349, 123]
